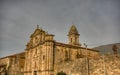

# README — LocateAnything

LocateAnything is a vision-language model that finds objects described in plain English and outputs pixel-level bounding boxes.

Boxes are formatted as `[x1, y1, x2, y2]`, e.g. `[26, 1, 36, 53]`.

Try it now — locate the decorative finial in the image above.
[37, 24, 39, 29]
[72, 21, 74, 25]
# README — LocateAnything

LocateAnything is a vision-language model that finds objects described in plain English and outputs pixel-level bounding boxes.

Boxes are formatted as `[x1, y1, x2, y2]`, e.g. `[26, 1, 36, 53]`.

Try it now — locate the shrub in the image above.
[57, 71, 66, 75]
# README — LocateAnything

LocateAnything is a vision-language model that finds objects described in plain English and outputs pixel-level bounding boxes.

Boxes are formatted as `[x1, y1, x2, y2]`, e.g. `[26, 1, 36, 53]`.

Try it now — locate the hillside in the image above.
[93, 43, 120, 54]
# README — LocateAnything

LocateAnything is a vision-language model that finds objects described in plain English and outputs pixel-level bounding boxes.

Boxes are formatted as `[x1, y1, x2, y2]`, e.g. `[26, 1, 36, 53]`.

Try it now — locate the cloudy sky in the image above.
[0, 0, 120, 57]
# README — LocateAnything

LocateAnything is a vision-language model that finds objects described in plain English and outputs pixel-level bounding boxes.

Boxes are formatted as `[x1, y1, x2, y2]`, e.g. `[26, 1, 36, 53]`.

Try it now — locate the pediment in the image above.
[30, 29, 41, 38]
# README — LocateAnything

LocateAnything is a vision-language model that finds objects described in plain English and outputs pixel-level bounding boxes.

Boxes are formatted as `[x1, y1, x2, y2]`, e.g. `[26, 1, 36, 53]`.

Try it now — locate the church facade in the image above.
[0, 25, 99, 75]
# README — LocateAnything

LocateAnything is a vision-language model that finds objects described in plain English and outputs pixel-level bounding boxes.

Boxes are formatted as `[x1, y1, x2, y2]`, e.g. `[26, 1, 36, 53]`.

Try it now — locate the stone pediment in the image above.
[30, 28, 43, 38]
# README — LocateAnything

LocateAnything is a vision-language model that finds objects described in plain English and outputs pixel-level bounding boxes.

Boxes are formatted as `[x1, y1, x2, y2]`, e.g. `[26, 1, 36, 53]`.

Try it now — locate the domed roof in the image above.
[68, 25, 79, 35]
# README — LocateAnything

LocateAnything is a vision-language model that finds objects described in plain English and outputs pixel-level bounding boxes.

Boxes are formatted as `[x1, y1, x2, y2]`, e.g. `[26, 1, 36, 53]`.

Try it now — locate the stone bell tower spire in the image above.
[68, 24, 81, 46]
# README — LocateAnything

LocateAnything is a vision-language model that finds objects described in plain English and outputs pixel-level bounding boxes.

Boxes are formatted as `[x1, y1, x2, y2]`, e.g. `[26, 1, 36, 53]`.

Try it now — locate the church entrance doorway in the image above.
[34, 71, 37, 75]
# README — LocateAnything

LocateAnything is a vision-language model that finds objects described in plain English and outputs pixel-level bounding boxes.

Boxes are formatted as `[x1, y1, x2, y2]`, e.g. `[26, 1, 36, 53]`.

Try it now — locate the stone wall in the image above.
[89, 54, 120, 75]
[54, 54, 120, 75]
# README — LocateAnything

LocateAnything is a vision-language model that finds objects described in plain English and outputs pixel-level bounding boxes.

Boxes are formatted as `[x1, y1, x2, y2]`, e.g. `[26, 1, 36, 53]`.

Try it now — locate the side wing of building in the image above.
[0, 52, 25, 75]
[54, 42, 99, 64]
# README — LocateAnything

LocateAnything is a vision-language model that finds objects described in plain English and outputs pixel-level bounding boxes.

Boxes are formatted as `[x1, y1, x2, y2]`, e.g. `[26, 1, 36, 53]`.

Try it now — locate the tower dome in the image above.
[68, 25, 79, 35]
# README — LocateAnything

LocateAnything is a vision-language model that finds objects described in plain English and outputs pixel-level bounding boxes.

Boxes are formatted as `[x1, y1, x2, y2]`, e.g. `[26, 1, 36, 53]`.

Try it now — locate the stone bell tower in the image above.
[68, 25, 81, 46]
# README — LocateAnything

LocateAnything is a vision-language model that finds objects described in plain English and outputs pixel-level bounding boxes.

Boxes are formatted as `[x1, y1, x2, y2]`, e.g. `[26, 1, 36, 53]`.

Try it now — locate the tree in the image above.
[112, 44, 118, 56]
[57, 71, 66, 75]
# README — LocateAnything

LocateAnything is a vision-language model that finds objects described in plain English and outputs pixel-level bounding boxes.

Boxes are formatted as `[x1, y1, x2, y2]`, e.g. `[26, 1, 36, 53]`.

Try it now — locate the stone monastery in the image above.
[0, 25, 99, 75]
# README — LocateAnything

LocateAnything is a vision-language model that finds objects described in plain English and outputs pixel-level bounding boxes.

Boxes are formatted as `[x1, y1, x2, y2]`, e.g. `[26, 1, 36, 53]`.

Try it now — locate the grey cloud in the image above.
[0, 0, 120, 57]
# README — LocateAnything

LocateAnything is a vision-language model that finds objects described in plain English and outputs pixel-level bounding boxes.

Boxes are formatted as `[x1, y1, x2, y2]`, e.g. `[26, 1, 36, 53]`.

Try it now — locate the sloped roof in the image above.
[55, 42, 99, 52]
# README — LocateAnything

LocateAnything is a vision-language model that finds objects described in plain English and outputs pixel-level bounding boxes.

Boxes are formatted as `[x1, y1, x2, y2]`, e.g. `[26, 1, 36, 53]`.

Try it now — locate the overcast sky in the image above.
[0, 0, 120, 58]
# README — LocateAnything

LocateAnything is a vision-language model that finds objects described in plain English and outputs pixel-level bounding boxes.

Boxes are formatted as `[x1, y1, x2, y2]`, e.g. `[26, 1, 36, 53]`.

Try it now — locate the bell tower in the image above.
[68, 25, 81, 46]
